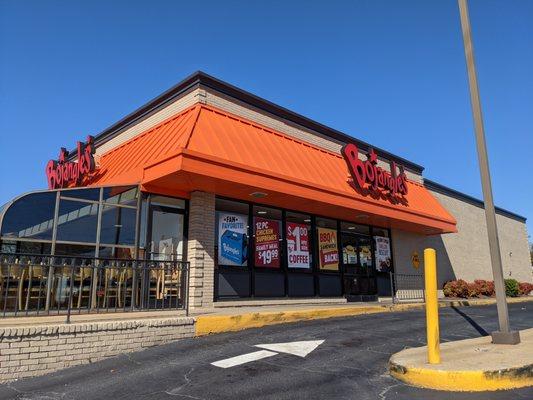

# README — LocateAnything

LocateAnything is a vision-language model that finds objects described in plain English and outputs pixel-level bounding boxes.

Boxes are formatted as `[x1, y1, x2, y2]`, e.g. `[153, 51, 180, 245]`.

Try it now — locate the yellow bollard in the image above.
[424, 248, 441, 364]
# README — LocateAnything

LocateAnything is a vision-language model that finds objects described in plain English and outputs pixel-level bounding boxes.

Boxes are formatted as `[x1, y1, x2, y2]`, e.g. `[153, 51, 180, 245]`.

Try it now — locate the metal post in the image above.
[66, 266, 75, 324]
[424, 248, 440, 364]
[457, 0, 519, 344]
[389, 272, 395, 304]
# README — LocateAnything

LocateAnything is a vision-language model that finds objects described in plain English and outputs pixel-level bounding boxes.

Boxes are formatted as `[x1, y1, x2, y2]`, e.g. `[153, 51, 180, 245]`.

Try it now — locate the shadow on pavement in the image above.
[450, 306, 489, 337]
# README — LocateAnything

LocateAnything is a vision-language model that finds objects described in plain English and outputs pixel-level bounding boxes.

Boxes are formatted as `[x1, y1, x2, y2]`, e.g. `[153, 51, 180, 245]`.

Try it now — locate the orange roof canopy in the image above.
[88, 104, 457, 235]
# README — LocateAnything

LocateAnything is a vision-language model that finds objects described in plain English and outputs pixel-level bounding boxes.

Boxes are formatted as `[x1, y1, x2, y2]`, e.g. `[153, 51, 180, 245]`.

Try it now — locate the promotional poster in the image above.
[286, 222, 310, 268]
[254, 217, 280, 268]
[317, 227, 339, 271]
[374, 236, 391, 272]
[218, 212, 248, 266]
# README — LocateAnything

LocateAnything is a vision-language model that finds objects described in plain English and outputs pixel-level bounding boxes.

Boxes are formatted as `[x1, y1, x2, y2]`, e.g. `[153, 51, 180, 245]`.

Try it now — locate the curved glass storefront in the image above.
[0, 185, 140, 258]
[0, 186, 189, 316]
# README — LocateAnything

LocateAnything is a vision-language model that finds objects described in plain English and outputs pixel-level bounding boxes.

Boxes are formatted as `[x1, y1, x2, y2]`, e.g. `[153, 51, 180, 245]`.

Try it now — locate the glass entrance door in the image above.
[341, 233, 376, 297]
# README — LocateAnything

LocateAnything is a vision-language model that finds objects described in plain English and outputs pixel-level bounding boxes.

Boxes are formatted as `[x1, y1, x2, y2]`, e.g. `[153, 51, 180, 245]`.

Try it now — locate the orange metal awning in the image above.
[88, 104, 457, 235]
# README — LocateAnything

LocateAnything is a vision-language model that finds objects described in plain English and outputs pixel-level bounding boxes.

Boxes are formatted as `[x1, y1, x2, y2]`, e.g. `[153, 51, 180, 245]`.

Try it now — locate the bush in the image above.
[443, 279, 469, 298]
[473, 279, 495, 297]
[518, 282, 533, 296]
[467, 281, 481, 297]
[504, 278, 519, 297]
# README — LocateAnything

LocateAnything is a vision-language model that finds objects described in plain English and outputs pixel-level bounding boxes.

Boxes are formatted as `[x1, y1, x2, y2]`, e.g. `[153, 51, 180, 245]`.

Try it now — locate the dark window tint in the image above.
[99, 246, 135, 260]
[103, 186, 138, 206]
[54, 243, 96, 257]
[100, 205, 136, 246]
[0, 192, 56, 240]
[17, 241, 52, 255]
[56, 200, 98, 243]
[340, 222, 370, 234]
[60, 188, 100, 201]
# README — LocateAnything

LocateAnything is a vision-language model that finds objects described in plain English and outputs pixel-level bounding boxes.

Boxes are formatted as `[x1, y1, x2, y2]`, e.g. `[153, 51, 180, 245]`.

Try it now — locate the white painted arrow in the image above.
[211, 340, 323, 368]
[254, 340, 324, 357]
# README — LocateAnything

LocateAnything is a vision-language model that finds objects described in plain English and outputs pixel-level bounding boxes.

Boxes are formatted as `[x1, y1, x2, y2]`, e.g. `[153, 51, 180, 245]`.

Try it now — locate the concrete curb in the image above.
[389, 360, 533, 392]
[194, 297, 532, 336]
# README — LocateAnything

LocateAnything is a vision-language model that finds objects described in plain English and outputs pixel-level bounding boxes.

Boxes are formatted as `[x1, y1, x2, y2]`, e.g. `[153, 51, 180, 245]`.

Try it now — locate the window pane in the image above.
[60, 187, 100, 201]
[56, 200, 98, 243]
[358, 236, 373, 267]
[54, 243, 96, 257]
[341, 235, 359, 271]
[316, 218, 339, 271]
[150, 195, 185, 209]
[253, 206, 281, 269]
[99, 246, 135, 260]
[103, 186, 138, 206]
[1, 192, 56, 240]
[216, 199, 249, 267]
[100, 205, 136, 246]
[0, 240, 51, 255]
[149, 208, 184, 260]
[374, 235, 392, 272]
[286, 212, 311, 269]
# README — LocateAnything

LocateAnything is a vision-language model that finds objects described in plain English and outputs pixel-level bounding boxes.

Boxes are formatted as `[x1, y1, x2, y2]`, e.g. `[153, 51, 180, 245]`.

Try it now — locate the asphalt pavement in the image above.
[1, 302, 532, 400]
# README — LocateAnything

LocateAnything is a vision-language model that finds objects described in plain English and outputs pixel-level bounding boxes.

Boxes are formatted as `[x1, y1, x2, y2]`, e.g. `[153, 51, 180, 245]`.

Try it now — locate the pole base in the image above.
[491, 330, 521, 345]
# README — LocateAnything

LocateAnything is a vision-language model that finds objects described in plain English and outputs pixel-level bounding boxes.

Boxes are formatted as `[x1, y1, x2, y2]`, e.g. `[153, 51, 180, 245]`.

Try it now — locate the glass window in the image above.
[252, 206, 281, 268]
[18, 241, 52, 255]
[149, 207, 184, 261]
[54, 243, 96, 257]
[286, 212, 311, 269]
[56, 200, 99, 243]
[100, 205, 137, 246]
[103, 186, 138, 206]
[316, 218, 339, 271]
[215, 199, 249, 267]
[341, 235, 358, 267]
[150, 195, 185, 209]
[0, 240, 17, 253]
[358, 236, 373, 267]
[340, 222, 370, 235]
[0, 240, 51, 255]
[374, 230, 392, 273]
[60, 187, 100, 201]
[0, 192, 56, 240]
[99, 246, 135, 260]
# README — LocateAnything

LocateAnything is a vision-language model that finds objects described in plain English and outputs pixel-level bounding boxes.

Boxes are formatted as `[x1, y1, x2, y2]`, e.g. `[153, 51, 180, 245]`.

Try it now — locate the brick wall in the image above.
[0, 317, 194, 383]
[187, 191, 216, 310]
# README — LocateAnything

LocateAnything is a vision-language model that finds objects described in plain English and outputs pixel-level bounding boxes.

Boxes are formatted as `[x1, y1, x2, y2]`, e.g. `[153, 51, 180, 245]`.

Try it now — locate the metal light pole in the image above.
[457, 0, 520, 344]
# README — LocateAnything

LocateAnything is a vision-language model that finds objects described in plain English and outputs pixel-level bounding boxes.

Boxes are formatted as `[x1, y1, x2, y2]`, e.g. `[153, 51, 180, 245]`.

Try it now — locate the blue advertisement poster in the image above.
[218, 212, 248, 266]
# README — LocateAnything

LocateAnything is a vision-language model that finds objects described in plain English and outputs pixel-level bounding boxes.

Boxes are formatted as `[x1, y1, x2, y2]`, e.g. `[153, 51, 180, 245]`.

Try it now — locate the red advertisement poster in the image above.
[286, 222, 310, 269]
[254, 217, 280, 268]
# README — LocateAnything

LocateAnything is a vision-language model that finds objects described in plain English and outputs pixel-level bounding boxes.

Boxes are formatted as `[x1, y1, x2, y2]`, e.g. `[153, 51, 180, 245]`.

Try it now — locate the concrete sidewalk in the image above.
[194, 296, 533, 336]
[0, 296, 530, 332]
[389, 328, 533, 391]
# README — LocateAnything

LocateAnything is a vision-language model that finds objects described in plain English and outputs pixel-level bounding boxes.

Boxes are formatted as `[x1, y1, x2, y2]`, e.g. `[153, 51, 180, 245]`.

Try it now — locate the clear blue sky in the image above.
[1, 0, 532, 236]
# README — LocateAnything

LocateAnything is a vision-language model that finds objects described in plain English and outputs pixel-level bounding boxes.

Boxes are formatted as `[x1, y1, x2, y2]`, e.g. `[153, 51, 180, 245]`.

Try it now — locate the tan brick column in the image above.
[187, 191, 215, 310]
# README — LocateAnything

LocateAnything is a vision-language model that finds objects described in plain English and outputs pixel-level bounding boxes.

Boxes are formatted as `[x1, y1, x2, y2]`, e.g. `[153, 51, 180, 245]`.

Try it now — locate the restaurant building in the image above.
[0, 71, 530, 314]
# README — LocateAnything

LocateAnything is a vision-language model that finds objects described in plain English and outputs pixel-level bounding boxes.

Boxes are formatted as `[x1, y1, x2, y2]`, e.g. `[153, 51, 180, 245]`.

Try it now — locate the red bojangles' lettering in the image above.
[45, 136, 96, 189]
[342, 143, 408, 197]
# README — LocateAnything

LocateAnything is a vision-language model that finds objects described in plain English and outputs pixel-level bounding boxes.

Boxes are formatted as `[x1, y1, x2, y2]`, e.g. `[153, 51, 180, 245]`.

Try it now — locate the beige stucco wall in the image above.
[392, 189, 532, 289]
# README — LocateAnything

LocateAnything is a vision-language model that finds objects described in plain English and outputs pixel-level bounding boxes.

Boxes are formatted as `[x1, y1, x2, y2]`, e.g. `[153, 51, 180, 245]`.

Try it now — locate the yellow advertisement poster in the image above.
[317, 227, 339, 271]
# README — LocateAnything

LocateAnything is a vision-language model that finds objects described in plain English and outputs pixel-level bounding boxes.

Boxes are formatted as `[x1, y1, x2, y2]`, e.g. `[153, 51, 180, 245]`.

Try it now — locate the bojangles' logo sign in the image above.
[341, 143, 408, 201]
[45, 136, 96, 189]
